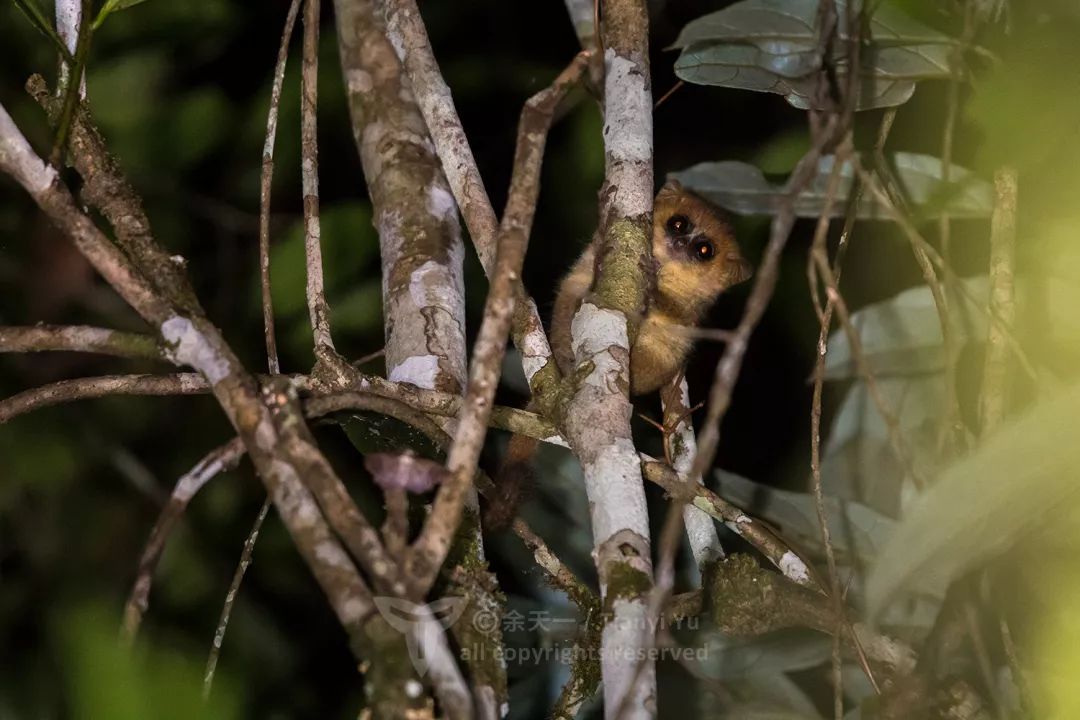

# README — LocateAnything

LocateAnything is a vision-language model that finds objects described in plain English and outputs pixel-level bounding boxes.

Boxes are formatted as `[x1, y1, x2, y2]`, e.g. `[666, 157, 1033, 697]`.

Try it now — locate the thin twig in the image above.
[121, 438, 246, 644]
[653, 80, 684, 109]
[1, 95, 380, 672]
[0, 373, 207, 424]
[301, 0, 334, 351]
[259, 0, 302, 373]
[688, 145, 830, 486]
[562, 0, 597, 51]
[402, 53, 591, 600]
[0, 324, 162, 359]
[511, 519, 597, 606]
[55, 0, 86, 97]
[204, 498, 271, 698]
[807, 137, 882, 697]
[808, 140, 859, 720]
[641, 460, 820, 590]
[855, 162, 1037, 381]
[939, 0, 976, 264]
[661, 376, 723, 568]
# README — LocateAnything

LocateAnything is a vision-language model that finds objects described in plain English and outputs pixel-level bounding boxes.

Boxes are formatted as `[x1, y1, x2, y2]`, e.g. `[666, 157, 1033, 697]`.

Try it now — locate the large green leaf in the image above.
[821, 375, 942, 517]
[865, 380, 1080, 618]
[675, 43, 919, 110]
[825, 278, 988, 379]
[720, 673, 825, 719]
[671, 154, 993, 219]
[670, 0, 956, 110]
[670, 0, 952, 51]
[714, 470, 895, 566]
[696, 628, 831, 677]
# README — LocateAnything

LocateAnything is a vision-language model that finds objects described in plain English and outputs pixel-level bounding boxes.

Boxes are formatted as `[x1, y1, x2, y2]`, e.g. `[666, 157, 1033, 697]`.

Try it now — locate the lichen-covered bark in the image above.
[562, 301, 655, 720]
[0, 99, 384, 696]
[558, 2, 657, 715]
[562, 0, 596, 50]
[335, 0, 466, 394]
[660, 378, 723, 568]
[334, 4, 506, 715]
[0, 324, 162, 359]
[382, 0, 562, 403]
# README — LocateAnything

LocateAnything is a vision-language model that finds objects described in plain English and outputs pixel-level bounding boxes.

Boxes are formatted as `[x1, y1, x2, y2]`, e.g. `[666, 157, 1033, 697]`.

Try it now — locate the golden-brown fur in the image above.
[552, 180, 750, 394]
[485, 182, 750, 530]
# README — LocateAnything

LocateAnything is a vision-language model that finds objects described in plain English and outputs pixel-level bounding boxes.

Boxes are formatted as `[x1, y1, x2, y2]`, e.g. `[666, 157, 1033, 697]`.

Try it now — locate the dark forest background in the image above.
[2, 0, 1079, 717]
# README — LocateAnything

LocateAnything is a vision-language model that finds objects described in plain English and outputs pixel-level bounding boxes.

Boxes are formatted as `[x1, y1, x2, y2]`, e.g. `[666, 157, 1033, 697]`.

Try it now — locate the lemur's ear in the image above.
[658, 178, 683, 197]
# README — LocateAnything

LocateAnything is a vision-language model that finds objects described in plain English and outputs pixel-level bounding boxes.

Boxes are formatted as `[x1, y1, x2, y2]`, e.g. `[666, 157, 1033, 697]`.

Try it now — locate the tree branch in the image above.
[301, 0, 335, 351]
[0, 324, 163, 359]
[258, 0, 303, 373]
[402, 52, 591, 600]
[560, 2, 657, 717]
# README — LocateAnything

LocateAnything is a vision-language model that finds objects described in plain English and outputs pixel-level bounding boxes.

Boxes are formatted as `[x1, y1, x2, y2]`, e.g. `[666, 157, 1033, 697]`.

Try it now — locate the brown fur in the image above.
[485, 182, 750, 530]
[553, 180, 750, 394]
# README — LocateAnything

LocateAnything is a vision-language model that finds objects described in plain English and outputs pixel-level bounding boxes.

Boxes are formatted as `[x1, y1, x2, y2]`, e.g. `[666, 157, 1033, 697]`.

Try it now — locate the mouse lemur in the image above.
[485, 179, 751, 529]
[551, 179, 751, 394]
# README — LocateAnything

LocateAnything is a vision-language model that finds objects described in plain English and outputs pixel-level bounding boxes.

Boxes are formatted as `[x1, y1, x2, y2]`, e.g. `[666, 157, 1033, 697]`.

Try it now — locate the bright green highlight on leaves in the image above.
[93, 0, 152, 30]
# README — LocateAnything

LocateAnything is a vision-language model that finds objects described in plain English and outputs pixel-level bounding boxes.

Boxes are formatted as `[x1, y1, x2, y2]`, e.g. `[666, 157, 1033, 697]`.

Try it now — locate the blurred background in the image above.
[2, 0, 1080, 718]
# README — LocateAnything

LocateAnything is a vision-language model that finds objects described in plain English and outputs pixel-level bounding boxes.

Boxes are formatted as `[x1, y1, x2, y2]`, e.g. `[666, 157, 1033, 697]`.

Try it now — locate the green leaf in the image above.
[820, 375, 943, 516]
[824, 278, 988, 379]
[719, 673, 825, 719]
[670, 0, 956, 110]
[11, 0, 76, 62]
[694, 629, 832, 678]
[674, 42, 918, 110]
[714, 470, 895, 566]
[864, 380, 1080, 618]
[671, 153, 993, 219]
[670, 0, 952, 51]
[337, 412, 444, 459]
[93, 0, 153, 29]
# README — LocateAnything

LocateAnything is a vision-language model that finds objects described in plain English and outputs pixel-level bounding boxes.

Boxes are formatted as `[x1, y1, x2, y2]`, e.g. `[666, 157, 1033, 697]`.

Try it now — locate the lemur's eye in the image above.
[666, 214, 691, 235]
[691, 239, 715, 261]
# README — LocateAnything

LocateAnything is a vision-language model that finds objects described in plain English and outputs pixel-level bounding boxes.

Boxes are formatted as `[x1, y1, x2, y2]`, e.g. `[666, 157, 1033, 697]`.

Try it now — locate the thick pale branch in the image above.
[563, 0, 597, 51]
[402, 53, 590, 600]
[335, 0, 467, 393]
[26, 76, 203, 315]
[382, 0, 559, 395]
[559, 3, 658, 717]
[660, 377, 723, 568]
